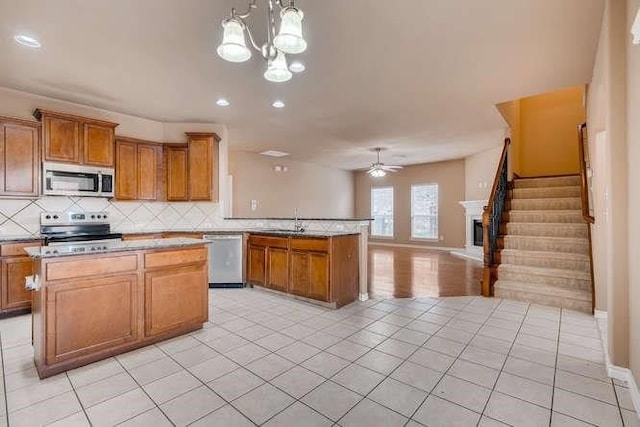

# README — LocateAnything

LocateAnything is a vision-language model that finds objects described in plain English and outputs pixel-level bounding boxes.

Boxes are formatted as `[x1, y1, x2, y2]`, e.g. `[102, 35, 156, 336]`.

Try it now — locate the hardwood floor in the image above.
[368, 244, 482, 298]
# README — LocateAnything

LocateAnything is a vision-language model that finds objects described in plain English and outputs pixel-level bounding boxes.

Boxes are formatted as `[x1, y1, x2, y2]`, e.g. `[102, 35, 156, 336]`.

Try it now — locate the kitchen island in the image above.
[25, 238, 209, 379]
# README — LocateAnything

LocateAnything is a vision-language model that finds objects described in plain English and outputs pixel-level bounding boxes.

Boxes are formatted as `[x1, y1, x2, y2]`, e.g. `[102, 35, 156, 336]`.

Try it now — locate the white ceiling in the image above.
[0, 0, 604, 170]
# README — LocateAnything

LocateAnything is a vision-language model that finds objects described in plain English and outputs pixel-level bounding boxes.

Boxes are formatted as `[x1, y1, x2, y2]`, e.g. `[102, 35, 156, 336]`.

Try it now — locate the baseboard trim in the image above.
[368, 242, 461, 251]
[358, 293, 369, 302]
[595, 311, 640, 418]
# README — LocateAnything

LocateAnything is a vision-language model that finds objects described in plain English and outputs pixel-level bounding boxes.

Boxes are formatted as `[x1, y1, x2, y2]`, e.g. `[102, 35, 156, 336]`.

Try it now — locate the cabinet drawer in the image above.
[1, 241, 41, 257]
[290, 237, 329, 252]
[162, 232, 203, 239]
[46, 254, 138, 281]
[145, 247, 206, 269]
[248, 235, 289, 249]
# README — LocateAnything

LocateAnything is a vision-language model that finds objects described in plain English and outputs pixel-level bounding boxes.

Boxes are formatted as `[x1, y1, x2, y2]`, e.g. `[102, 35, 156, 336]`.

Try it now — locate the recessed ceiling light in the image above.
[13, 34, 41, 48]
[272, 100, 285, 108]
[260, 150, 290, 157]
[289, 61, 305, 73]
[216, 98, 230, 107]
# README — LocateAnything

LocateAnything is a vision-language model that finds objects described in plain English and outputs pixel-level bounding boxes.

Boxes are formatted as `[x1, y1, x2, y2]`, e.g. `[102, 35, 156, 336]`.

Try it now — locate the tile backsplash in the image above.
[0, 197, 368, 238]
[0, 197, 224, 237]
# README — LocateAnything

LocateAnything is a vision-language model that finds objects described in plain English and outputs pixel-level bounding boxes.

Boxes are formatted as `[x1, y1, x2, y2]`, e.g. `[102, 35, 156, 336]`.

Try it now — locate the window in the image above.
[371, 187, 394, 237]
[411, 184, 438, 239]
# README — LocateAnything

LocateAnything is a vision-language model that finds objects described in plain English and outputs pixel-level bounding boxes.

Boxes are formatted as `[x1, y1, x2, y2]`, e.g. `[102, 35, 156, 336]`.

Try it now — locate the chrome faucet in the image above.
[294, 208, 305, 232]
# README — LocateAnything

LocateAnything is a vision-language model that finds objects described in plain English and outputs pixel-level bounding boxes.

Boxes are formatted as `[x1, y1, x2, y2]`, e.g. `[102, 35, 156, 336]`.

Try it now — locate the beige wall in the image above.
[626, 0, 640, 381]
[464, 144, 504, 201]
[354, 159, 465, 248]
[587, 0, 635, 374]
[228, 151, 354, 218]
[499, 87, 586, 177]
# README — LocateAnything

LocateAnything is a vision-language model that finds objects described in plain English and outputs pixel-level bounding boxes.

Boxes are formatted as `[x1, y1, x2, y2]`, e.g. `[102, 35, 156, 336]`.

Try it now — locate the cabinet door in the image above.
[137, 144, 160, 200]
[1, 257, 33, 310]
[83, 123, 114, 167]
[144, 264, 207, 337]
[187, 135, 212, 201]
[308, 253, 329, 302]
[0, 123, 39, 197]
[165, 147, 188, 201]
[289, 250, 310, 297]
[45, 274, 139, 364]
[267, 247, 289, 293]
[115, 140, 137, 200]
[247, 244, 266, 286]
[43, 116, 80, 163]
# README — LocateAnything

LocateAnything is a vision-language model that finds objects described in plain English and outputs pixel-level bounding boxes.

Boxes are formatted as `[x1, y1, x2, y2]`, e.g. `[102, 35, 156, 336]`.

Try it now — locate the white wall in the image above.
[229, 151, 355, 218]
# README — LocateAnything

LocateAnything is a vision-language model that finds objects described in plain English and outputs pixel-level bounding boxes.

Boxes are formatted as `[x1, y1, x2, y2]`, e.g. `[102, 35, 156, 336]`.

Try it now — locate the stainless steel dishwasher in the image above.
[203, 234, 244, 288]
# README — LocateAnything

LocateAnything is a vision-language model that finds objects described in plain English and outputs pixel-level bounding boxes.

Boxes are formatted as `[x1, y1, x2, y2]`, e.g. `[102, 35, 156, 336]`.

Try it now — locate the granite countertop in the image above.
[246, 230, 359, 238]
[24, 237, 210, 259]
[224, 217, 372, 221]
[0, 235, 41, 243]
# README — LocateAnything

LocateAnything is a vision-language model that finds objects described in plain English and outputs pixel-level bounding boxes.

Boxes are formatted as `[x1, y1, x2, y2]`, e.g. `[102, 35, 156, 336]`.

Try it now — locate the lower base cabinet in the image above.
[0, 240, 41, 315]
[32, 245, 208, 378]
[145, 264, 208, 337]
[247, 234, 358, 307]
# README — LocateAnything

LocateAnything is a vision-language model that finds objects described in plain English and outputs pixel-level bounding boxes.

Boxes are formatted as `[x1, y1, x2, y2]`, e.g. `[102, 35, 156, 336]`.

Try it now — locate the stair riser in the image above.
[505, 223, 588, 238]
[494, 288, 591, 313]
[500, 253, 590, 271]
[513, 176, 581, 189]
[509, 198, 582, 211]
[504, 211, 584, 223]
[503, 237, 588, 254]
[497, 270, 591, 290]
[511, 187, 581, 199]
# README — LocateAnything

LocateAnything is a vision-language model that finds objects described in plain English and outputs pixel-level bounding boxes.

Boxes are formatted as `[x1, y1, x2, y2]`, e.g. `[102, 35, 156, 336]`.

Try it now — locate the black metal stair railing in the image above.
[482, 138, 510, 296]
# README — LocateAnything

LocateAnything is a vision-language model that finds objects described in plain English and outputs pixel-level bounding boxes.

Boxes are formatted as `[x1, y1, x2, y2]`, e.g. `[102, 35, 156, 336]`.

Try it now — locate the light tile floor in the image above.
[0, 288, 638, 426]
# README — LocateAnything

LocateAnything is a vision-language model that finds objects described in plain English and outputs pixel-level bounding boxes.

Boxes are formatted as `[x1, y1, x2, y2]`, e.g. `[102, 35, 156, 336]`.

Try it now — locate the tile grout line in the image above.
[475, 300, 533, 427]
[63, 372, 91, 426]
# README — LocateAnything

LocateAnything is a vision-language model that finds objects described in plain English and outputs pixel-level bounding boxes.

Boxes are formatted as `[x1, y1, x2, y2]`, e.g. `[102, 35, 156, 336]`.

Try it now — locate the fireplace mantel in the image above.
[451, 200, 487, 262]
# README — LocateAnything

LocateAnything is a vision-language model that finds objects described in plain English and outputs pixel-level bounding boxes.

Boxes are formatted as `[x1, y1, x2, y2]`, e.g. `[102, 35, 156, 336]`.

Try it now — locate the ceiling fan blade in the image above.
[381, 165, 403, 170]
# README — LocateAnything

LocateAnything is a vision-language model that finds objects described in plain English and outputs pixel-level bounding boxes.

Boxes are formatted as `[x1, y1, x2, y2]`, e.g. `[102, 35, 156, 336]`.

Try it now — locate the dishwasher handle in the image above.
[203, 234, 243, 240]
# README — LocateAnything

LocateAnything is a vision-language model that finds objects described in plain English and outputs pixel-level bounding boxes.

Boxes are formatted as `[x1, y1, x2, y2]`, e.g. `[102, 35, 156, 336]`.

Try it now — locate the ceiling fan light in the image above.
[370, 168, 386, 178]
[217, 18, 252, 63]
[273, 7, 307, 54]
[264, 50, 292, 82]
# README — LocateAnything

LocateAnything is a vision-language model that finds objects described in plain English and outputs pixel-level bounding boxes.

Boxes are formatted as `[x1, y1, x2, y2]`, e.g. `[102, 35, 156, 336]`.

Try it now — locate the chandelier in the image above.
[217, 0, 307, 83]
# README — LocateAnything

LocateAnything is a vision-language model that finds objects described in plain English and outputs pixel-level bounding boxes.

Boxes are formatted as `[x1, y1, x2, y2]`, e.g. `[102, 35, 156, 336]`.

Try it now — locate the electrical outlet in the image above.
[250, 200, 258, 211]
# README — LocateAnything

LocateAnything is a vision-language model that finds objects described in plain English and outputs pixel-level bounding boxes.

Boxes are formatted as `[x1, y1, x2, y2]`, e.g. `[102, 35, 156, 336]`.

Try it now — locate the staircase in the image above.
[493, 175, 593, 313]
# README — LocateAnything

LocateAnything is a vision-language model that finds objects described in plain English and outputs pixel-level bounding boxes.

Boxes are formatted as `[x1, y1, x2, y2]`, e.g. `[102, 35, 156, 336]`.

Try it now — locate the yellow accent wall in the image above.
[498, 86, 586, 177]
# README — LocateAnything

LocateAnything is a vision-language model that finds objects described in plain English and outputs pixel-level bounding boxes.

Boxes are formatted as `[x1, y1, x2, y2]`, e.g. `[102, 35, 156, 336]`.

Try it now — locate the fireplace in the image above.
[450, 200, 487, 262]
[473, 219, 483, 247]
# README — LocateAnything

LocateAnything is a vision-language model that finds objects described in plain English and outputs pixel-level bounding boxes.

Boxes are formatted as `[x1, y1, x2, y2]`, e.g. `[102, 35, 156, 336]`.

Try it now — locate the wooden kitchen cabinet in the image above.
[115, 137, 161, 200]
[186, 132, 219, 201]
[164, 146, 189, 201]
[247, 233, 359, 307]
[0, 240, 41, 315]
[44, 274, 139, 365]
[31, 244, 209, 378]
[162, 133, 220, 202]
[144, 263, 208, 337]
[35, 109, 118, 167]
[0, 117, 40, 197]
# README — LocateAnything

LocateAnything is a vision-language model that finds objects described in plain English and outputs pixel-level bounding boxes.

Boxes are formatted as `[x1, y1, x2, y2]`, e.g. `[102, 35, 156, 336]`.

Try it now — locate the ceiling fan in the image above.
[367, 147, 403, 178]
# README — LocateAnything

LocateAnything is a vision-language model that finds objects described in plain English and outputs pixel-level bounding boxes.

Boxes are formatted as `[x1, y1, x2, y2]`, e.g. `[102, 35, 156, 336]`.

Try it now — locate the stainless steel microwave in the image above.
[43, 162, 115, 198]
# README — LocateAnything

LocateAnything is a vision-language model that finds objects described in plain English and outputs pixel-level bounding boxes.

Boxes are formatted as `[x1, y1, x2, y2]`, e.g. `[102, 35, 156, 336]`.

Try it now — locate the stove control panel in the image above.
[41, 211, 110, 225]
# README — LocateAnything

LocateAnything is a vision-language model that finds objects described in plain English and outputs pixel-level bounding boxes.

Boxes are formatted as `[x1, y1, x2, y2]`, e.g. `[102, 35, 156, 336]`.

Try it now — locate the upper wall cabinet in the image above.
[0, 116, 40, 198]
[115, 137, 162, 201]
[186, 132, 220, 201]
[164, 132, 220, 202]
[34, 109, 118, 168]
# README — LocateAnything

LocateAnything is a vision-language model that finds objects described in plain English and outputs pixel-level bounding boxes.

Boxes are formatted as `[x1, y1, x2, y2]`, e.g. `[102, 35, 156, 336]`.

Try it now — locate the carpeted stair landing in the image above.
[494, 175, 593, 313]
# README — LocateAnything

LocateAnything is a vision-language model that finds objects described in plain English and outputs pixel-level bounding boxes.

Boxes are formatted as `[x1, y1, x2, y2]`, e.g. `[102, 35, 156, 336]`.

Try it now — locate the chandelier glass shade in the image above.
[217, 0, 307, 82]
[217, 19, 252, 63]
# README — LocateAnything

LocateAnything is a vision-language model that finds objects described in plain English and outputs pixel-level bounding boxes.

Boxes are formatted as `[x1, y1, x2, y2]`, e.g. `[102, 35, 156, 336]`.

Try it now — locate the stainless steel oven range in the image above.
[40, 211, 123, 255]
